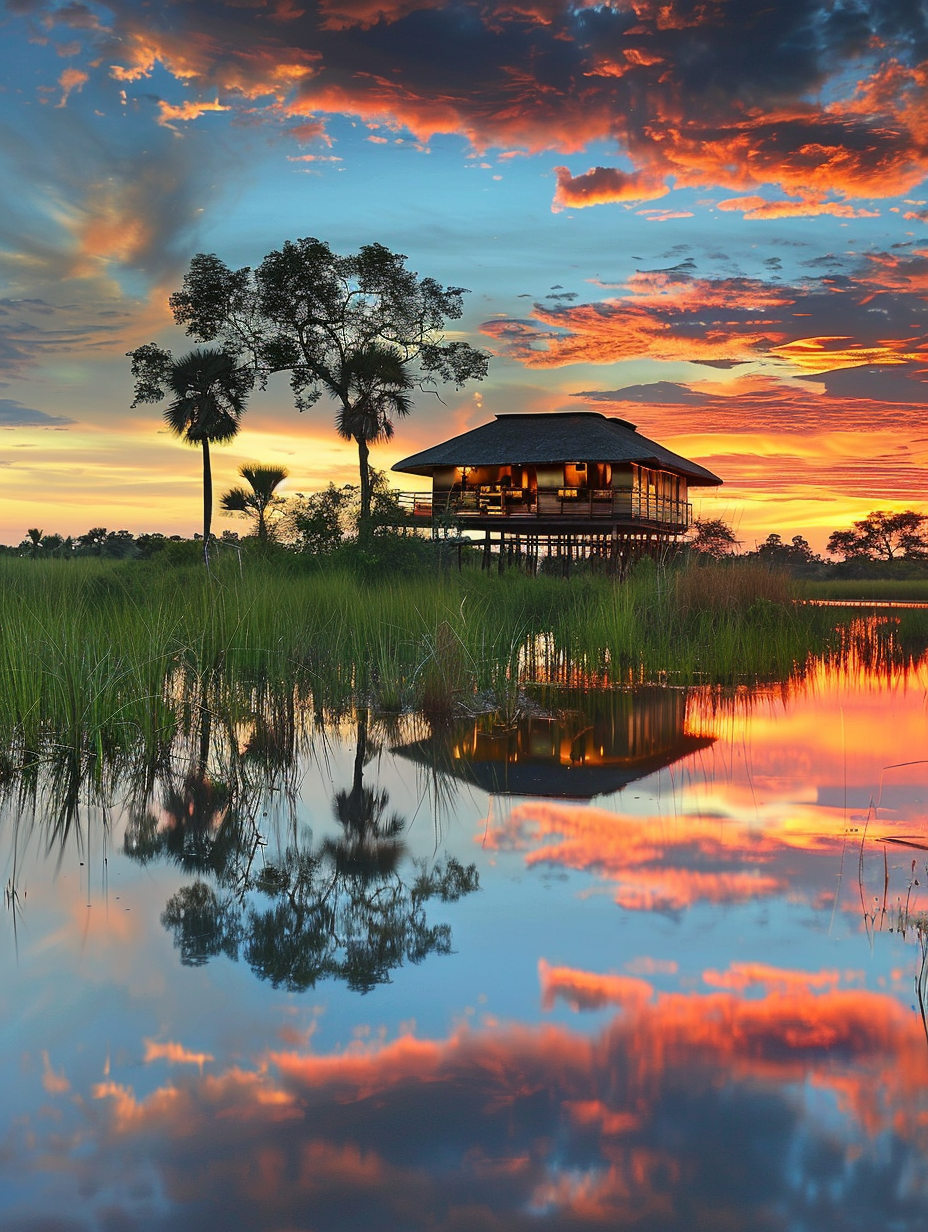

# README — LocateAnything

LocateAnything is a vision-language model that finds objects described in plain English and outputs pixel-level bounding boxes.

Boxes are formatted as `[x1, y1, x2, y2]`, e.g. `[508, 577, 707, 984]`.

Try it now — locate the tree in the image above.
[166, 239, 489, 539]
[103, 529, 137, 559]
[324, 710, 406, 882]
[826, 510, 928, 561]
[76, 527, 108, 557]
[280, 484, 353, 554]
[24, 528, 43, 560]
[220, 463, 289, 543]
[752, 533, 821, 569]
[689, 516, 740, 559]
[40, 533, 67, 559]
[129, 345, 251, 565]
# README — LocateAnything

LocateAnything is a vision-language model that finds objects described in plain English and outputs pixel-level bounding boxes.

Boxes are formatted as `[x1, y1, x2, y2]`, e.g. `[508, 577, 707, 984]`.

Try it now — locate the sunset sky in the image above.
[1, 0, 927, 548]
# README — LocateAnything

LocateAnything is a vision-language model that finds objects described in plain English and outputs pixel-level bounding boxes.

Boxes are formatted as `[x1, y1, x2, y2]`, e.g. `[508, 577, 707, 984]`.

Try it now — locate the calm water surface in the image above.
[3, 654, 928, 1230]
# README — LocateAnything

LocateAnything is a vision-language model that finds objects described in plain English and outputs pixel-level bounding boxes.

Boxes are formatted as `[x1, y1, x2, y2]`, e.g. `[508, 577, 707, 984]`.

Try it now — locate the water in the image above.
[2, 652, 928, 1229]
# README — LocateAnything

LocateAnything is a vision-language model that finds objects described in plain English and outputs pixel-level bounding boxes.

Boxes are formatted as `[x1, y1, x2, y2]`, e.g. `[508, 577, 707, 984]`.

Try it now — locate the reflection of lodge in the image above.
[395, 687, 715, 799]
[392, 412, 722, 566]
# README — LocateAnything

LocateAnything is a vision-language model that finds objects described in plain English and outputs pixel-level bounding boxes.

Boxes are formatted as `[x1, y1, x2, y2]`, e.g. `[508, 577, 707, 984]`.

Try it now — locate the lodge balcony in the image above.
[391, 488, 693, 532]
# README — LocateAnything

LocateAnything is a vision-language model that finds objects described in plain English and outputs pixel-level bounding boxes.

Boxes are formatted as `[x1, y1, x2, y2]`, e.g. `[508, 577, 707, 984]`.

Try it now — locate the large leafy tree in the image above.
[827, 510, 928, 561]
[220, 463, 289, 543]
[165, 239, 489, 537]
[129, 345, 251, 565]
[688, 516, 740, 559]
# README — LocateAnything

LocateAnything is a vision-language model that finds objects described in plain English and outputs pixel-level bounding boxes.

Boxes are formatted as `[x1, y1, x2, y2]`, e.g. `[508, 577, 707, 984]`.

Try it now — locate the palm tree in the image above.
[220, 463, 289, 543]
[335, 344, 413, 539]
[164, 348, 249, 565]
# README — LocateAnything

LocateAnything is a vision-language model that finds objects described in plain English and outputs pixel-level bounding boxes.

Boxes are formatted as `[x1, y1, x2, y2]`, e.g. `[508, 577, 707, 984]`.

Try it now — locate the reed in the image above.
[0, 552, 877, 761]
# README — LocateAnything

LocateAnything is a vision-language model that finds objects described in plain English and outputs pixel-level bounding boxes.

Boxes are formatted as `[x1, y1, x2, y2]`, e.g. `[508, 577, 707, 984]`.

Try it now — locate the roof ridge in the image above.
[494, 410, 638, 430]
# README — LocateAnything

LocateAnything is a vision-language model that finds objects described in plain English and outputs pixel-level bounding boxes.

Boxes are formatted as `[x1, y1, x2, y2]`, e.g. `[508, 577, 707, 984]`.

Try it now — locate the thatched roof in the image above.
[393, 412, 722, 486]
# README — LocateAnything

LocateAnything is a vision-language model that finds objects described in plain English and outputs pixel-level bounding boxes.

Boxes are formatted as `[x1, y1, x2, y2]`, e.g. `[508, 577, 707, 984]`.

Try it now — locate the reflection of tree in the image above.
[150, 708, 479, 993]
[325, 710, 405, 881]
[245, 846, 477, 993]
[161, 881, 243, 967]
[123, 700, 260, 888]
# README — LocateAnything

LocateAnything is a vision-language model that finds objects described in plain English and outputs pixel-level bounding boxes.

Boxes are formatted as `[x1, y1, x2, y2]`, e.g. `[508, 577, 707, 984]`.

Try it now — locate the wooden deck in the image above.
[391, 489, 693, 532]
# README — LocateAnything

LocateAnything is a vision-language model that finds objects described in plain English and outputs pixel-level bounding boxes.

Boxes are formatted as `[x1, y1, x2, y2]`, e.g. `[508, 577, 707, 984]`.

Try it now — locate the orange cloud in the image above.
[552, 165, 669, 211]
[717, 194, 880, 220]
[157, 98, 231, 127]
[56, 67, 88, 107]
[701, 963, 850, 994]
[484, 257, 928, 372]
[772, 337, 923, 372]
[483, 798, 790, 912]
[41, 1051, 70, 1095]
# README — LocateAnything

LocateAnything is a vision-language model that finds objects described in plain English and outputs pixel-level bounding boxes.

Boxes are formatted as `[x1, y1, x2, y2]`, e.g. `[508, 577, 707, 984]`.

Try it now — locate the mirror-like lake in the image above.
[3, 646, 928, 1229]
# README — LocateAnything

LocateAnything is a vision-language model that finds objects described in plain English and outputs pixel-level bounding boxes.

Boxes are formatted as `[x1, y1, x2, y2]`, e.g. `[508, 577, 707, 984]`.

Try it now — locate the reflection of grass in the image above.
[0, 554, 912, 762]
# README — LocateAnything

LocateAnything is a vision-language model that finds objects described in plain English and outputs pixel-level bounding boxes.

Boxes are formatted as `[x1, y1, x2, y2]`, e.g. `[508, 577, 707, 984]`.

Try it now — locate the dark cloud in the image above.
[798, 363, 928, 403]
[16, 0, 928, 213]
[0, 398, 74, 426]
[574, 381, 720, 405]
[0, 306, 128, 377]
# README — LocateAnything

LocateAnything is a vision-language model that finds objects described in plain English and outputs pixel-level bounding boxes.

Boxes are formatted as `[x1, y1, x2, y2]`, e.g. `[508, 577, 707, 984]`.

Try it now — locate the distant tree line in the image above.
[5, 468, 421, 562]
[10, 506, 928, 576]
[689, 509, 928, 578]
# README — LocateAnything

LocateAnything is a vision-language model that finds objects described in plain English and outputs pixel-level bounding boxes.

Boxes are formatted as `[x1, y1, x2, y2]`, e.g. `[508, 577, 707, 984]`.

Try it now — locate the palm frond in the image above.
[164, 348, 248, 444]
[239, 464, 289, 499]
[219, 487, 253, 514]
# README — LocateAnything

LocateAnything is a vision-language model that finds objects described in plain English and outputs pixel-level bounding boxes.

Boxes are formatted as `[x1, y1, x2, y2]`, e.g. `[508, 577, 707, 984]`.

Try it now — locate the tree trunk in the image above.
[357, 436, 372, 543]
[202, 439, 212, 567]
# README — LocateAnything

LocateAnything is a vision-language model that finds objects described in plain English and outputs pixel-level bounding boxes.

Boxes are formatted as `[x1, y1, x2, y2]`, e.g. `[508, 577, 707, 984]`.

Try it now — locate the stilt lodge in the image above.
[392, 411, 722, 569]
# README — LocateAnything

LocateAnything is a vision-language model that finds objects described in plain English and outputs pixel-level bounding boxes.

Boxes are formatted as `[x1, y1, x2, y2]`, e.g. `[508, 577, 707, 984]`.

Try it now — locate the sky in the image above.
[1, 0, 927, 550]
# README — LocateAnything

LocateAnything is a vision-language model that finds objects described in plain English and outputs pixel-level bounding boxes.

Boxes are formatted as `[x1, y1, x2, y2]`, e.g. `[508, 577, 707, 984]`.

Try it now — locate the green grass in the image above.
[0, 553, 900, 768]
[798, 578, 928, 602]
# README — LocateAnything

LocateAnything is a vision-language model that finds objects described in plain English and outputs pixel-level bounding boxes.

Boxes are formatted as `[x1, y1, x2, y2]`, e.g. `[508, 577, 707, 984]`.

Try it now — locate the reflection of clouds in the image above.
[482, 666, 928, 915]
[484, 799, 786, 911]
[16, 971, 928, 1229]
[144, 1039, 214, 1070]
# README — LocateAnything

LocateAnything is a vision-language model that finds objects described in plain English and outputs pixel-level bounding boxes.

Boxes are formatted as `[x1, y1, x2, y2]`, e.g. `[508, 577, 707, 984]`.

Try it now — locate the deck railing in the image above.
[392, 489, 692, 529]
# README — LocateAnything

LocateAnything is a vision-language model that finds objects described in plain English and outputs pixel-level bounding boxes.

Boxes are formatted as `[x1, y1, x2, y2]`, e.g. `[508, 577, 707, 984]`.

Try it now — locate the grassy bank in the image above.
[798, 578, 928, 602]
[0, 553, 894, 764]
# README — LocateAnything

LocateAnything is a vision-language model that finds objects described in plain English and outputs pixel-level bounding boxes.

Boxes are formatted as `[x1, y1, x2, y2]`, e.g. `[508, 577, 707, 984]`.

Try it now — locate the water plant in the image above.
[0, 551, 916, 769]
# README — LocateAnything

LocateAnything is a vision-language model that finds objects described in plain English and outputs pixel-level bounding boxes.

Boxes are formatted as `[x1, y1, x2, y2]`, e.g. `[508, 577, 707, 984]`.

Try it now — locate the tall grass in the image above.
[0, 553, 889, 766]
